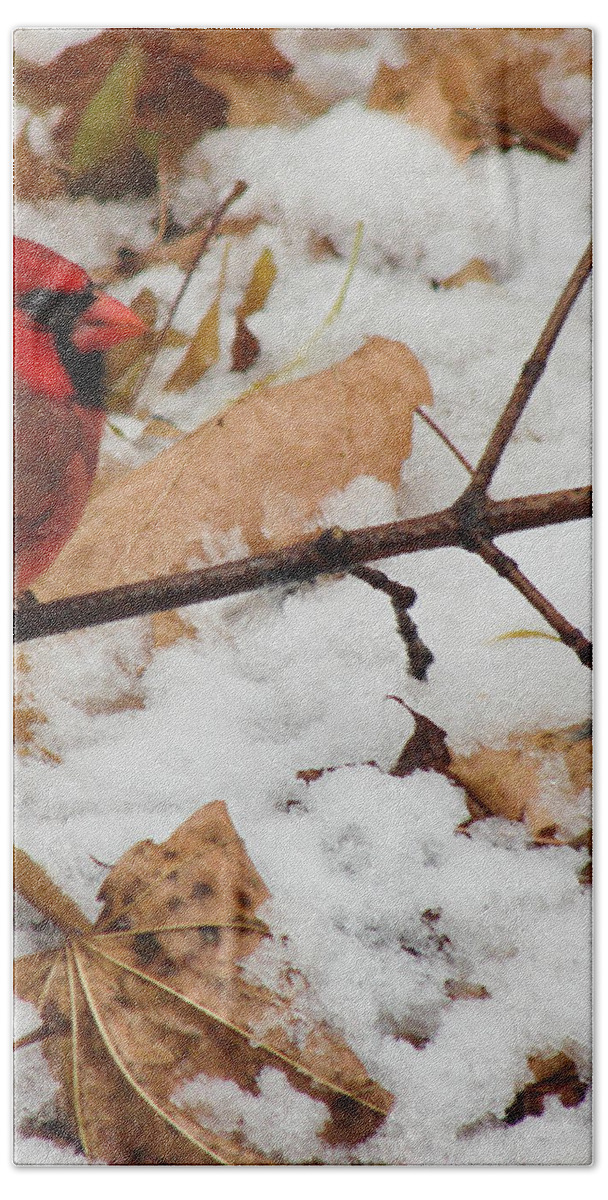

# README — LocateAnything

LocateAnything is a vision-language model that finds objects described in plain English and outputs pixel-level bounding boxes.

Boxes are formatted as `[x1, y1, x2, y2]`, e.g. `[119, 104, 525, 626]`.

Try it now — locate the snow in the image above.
[14, 28, 103, 66]
[273, 29, 406, 104]
[13, 30, 592, 1165]
[173, 1068, 330, 1162]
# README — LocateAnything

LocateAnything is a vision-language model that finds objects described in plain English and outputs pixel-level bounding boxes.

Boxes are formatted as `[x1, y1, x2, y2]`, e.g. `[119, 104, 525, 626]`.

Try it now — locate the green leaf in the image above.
[136, 128, 160, 166]
[70, 43, 145, 175]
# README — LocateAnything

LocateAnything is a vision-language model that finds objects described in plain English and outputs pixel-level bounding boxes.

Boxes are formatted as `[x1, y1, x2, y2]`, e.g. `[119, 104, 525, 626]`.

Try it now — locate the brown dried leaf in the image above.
[369, 59, 481, 163]
[105, 288, 157, 411]
[14, 802, 393, 1164]
[15, 29, 300, 200]
[34, 337, 433, 600]
[150, 610, 198, 649]
[369, 29, 591, 162]
[436, 258, 496, 289]
[165, 28, 293, 77]
[141, 417, 183, 440]
[230, 247, 277, 372]
[13, 130, 66, 202]
[239, 248, 277, 320]
[503, 1052, 588, 1125]
[448, 722, 591, 841]
[444, 979, 490, 1002]
[390, 707, 451, 778]
[13, 652, 60, 764]
[231, 317, 260, 372]
[194, 69, 327, 128]
[13, 696, 61, 764]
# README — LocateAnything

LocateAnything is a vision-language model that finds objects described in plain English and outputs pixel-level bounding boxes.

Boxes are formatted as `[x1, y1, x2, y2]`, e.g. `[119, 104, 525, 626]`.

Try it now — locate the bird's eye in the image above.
[19, 285, 96, 333]
[19, 287, 58, 325]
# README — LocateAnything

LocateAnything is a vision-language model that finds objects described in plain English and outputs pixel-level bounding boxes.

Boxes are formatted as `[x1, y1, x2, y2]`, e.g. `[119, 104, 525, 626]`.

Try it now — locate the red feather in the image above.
[14, 238, 145, 592]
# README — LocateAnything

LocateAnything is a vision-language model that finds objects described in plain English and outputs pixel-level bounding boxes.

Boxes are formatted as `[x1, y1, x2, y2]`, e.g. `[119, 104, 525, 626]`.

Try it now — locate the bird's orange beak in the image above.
[72, 290, 147, 353]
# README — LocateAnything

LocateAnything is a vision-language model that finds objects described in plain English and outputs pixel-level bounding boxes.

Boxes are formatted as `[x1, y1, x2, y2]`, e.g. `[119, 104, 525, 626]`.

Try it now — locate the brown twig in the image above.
[466, 535, 592, 668]
[470, 242, 592, 493]
[14, 486, 590, 643]
[415, 408, 474, 475]
[128, 180, 247, 408]
[350, 565, 434, 680]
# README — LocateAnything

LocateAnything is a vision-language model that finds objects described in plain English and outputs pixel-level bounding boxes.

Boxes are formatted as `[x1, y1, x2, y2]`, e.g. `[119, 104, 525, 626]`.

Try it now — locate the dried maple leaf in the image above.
[34, 337, 433, 600]
[14, 803, 393, 1164]
[369, 28, 590, 162]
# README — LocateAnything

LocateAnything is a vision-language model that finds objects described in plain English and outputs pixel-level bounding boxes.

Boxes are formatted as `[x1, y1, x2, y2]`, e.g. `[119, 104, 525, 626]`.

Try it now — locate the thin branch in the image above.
[350, 565, 434, 680]
[14, 486, 591, 643]
[466, 535, 592, 668]
[128, 180, 247, 408]
[415, 408, 474, 475]
[471, 242, 592, 493]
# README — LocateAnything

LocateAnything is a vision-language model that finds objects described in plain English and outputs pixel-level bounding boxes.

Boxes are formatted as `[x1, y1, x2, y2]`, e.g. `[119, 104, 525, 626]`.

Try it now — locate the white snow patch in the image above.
[173, 1067, 329, 1161]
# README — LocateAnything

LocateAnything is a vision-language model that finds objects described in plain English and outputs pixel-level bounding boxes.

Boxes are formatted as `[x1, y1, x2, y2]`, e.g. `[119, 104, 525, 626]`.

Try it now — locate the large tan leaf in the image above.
[34, 337, 432, 600]
[14, 802, 393, 1165]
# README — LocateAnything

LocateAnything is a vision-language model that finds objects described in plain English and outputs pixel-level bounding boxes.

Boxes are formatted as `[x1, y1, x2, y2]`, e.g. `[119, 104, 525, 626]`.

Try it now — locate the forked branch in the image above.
[14, 244, 592, 669]
[15, 487, 590, 645]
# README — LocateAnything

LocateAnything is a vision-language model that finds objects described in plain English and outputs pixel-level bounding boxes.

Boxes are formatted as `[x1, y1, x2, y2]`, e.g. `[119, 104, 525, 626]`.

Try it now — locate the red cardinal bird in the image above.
[14, 237, 146, 593]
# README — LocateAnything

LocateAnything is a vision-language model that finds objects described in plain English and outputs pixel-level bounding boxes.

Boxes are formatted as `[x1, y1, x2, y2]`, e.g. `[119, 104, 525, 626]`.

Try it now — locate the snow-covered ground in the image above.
[14, 29, 592, 1165]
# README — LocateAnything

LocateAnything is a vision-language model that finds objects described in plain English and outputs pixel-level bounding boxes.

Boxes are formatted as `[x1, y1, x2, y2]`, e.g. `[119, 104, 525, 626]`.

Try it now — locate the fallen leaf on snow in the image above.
[34, 336, 433, 600]
[503, 1052, 588, 1125]
[165, 242, 229, 392]
[14, 802, 393, 1164]
[231, 247, 277, 372]
[13, 651, 60, 765]
[368, 28, 590, 162]
[385, 705, 590, 844]
[448, 722, 591, 841]
[14, 29, 320, 202]
[164, 298, 221, 392]
[435, 258, 496, 289]
[150, 609, 198, 649]
[389, 706, 451, 777]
